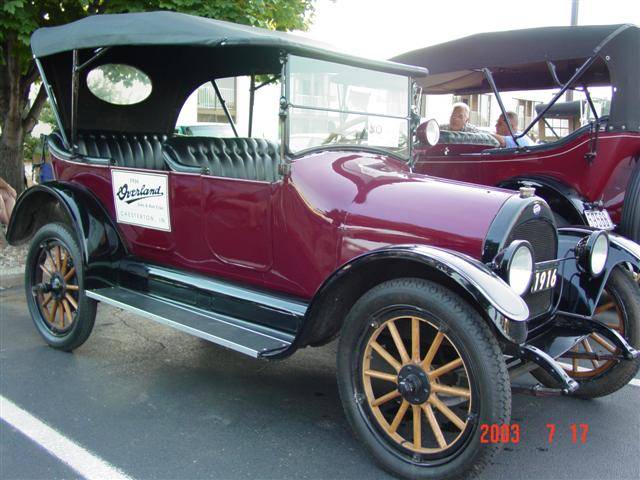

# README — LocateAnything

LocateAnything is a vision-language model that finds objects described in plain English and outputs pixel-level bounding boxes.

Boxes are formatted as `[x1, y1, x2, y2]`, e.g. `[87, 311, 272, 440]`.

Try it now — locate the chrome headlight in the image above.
[578, 230, 609, 276]
[497, 240, 534, 296]
[423, 119, 440, 146]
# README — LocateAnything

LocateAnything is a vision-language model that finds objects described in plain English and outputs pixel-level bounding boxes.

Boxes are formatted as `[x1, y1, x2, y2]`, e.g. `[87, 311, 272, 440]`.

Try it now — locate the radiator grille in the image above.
[506, 218, 557, 262]
[507, 217, 558, 319]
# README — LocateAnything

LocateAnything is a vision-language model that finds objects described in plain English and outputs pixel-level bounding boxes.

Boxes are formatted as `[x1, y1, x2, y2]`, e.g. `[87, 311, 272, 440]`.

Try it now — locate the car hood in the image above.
[291, 150, 515, 260]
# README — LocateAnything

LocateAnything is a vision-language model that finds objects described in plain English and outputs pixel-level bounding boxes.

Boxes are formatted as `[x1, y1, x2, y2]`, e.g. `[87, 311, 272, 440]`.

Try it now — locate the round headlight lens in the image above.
[590, 232, 609, 276]
[424, 119, 440, 146]
[508, 244, 534, 296]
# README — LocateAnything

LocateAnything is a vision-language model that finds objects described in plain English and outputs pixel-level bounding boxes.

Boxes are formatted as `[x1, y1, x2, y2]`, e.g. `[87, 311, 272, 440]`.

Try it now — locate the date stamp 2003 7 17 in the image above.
[479, 423, 589, 445]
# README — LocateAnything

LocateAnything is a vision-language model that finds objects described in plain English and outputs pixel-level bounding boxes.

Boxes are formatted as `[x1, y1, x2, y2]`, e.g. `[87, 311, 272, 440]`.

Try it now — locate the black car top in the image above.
[392, 24, 639, 131]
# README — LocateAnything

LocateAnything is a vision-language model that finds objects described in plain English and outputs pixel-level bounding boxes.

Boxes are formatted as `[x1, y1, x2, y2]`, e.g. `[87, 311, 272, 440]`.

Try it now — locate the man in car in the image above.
[492, 111, 534, 148]
[441, 102, 479, 132]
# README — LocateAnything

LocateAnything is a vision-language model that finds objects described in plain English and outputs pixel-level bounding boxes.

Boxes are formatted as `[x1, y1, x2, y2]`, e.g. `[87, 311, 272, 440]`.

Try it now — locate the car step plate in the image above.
[87, 287, 294, 358]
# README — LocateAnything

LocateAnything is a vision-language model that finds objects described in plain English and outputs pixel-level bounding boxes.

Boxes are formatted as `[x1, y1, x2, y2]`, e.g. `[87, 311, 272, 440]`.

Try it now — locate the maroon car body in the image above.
[414, 131, 640, 227]
[6, 13, 640, 480]
[394, 24, 640, 242]
[50, 151, 510, 299]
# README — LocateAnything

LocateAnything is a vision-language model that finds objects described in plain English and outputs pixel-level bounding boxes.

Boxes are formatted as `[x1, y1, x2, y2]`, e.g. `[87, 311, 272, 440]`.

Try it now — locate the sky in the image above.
[298, 0, 640, 60]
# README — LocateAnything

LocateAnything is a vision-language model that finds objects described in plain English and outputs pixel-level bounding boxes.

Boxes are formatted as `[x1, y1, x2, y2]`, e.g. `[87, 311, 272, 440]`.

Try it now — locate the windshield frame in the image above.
[281, 54, 415, 162]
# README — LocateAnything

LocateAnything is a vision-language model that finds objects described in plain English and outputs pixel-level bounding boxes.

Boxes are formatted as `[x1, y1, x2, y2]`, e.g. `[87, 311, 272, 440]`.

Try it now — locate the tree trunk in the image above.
[0, 127, 26, 195]
[1, 35, 47, 195]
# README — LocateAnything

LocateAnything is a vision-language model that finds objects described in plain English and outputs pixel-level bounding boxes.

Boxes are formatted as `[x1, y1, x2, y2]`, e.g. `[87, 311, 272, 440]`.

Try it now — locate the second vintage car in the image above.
[394, 24, 640, 243]
[7, 12, 640, 480]
[395, 25, 640, 242]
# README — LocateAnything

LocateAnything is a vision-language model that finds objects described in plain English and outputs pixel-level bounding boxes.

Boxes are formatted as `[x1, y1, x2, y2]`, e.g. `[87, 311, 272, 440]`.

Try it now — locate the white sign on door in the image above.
[111, 170, 171, 231]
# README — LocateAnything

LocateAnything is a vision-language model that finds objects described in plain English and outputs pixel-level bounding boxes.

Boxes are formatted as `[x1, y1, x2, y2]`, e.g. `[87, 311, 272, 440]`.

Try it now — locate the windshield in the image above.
[287, 55, 411, 158]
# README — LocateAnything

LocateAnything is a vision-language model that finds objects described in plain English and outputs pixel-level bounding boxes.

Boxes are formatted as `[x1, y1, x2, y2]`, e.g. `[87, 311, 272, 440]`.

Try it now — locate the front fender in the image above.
[497, 175, 586, 225]
[303, 245, 529, 346]
[6, 181, 126, 288]
[556, 227, 640, 316]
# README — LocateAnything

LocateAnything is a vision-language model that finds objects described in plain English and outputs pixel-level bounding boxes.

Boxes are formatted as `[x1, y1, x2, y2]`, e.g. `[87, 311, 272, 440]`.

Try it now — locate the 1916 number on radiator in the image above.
[531, 267, 558, 293]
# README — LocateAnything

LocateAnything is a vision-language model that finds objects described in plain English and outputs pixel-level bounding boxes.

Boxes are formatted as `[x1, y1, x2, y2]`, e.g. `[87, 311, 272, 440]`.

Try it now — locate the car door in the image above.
[202, 174, 274, 273]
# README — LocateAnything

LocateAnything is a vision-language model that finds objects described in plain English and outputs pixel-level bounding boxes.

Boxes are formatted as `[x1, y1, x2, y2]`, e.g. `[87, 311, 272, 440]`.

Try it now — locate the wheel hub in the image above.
[49, 274, 65, 300]
[397, 364, 430, 404]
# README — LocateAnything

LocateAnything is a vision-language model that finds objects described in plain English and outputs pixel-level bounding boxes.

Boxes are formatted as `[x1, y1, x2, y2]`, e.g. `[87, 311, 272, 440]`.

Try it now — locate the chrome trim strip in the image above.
[146, 265, 308, 317]
[86, 289, 292, 357]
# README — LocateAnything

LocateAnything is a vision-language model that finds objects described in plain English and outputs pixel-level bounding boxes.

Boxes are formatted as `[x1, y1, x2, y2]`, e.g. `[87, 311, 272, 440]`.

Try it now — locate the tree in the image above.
[1, 0, 314, 193]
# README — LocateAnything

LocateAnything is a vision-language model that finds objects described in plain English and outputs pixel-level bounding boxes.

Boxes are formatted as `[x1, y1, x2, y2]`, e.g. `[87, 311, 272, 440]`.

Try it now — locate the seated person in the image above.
[440, 102, 479, 132]
[492, 112, 534, 148]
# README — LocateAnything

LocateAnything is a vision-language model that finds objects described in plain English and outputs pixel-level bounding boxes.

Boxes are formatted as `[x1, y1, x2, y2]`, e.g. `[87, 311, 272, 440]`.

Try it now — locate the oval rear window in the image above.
[86, 64, 152, 105]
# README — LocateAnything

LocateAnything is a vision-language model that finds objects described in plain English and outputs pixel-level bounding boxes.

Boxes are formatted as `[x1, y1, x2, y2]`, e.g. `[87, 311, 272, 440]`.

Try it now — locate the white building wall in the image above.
[176, 89, 198, 126]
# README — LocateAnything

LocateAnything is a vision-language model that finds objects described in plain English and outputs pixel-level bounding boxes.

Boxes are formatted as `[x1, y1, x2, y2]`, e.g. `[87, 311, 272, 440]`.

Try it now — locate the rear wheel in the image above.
[532, 266, 640, 398]
[25, 223, 97, 351]
[337, 278, 510, 480]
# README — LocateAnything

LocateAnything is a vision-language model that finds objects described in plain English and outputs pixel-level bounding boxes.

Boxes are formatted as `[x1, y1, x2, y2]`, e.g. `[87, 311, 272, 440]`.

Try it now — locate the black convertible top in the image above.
[392, 24, 635, 92]
[32, 11, 425, 135]
[392, 24, 639, 130]
[32, 11, 426, 77]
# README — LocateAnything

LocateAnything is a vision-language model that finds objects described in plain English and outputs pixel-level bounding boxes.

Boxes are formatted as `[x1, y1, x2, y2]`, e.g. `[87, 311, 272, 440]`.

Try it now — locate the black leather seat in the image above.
[163, 136, 281, 182]
[76, 131, 168, 170]
[437, 129, 499, 147]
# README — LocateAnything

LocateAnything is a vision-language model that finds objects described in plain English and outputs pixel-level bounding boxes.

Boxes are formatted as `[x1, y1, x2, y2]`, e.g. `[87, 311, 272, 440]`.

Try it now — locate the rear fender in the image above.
[6, 182, 126, 288]
[556, 227, 640, 317]
[299, 245, 530, 348]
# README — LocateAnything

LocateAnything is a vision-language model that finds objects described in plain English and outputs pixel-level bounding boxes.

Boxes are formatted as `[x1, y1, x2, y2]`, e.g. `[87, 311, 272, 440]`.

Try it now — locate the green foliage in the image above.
[1, 1, 92, 70]
[39, 98, 56, 126]
[86, 64, 152, 105]
[1, 0, 315, 70]
[22, 133, 39, 162]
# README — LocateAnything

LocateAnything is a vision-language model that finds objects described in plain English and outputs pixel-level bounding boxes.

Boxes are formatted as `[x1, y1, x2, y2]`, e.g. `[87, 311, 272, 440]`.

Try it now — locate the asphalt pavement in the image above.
[1, 279, 639, 480]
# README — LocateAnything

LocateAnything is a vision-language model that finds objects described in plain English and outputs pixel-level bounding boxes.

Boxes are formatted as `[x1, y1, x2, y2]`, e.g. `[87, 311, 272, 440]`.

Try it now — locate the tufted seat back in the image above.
[163, 136, 281, 182]
[76, 131, 168, 170]
[436, 129, 499, 147]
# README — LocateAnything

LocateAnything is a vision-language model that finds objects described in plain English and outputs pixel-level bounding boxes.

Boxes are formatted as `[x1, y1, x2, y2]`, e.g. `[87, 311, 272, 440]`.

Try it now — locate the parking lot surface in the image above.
[1, 283, 639, 480]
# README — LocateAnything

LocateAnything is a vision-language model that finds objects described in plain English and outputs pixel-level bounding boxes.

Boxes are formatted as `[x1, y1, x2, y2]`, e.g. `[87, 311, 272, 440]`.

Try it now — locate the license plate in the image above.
[584, 209, 614, 230]
[531, 265, 558, 293]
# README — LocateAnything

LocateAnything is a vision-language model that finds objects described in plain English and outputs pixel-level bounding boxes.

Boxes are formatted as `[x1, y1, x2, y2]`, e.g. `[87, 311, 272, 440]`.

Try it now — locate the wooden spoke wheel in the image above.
[25, 223, 97, 351]
[31, 241, 80, 334]
[532, 266, 640, 398]
[338, 278, 510, 479]
[362, 315, 472, 455]
[560, 292, 624, 379]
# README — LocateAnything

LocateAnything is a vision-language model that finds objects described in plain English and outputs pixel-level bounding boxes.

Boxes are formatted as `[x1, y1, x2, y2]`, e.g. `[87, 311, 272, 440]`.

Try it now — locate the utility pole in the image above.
[570, 0, 579, 26]
[567, 0, 579, 101]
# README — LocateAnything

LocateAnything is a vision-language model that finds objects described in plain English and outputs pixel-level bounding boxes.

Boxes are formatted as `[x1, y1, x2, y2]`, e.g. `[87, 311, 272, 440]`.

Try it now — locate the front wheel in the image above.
[25, 222, 97, 351]
[337, 278, 511, 480]
[532, 266, 640, 398]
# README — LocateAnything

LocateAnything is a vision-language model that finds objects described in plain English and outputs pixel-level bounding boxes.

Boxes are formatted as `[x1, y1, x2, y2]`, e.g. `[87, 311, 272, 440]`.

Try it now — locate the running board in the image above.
[86, 287, 294, 358]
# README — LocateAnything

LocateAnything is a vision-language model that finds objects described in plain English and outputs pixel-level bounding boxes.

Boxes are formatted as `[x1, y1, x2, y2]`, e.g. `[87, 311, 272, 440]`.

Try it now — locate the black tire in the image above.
[337, 278, 511, 480]
[25, 222, 97, 351]
[619, 155, 640, 243]
[532, 266, 640, 398]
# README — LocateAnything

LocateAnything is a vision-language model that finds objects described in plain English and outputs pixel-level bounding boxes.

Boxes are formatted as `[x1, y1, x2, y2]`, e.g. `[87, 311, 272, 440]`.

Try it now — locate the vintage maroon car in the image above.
[393, 24, 640, 243]
[6, 13, 640, 480]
